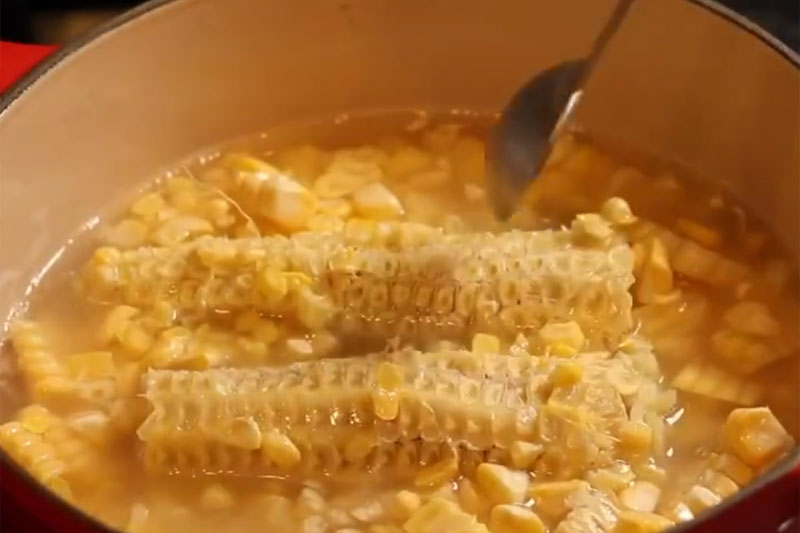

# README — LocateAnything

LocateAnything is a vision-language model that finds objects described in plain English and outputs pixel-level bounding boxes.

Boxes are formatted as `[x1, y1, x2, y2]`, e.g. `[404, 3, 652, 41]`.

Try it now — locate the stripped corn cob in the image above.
[136, 346, 666, 479]
[81, 222, 634, 346]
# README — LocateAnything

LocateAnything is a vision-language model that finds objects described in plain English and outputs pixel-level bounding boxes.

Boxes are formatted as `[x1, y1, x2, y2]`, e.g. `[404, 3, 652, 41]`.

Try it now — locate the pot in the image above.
[0, 1, 797, 532]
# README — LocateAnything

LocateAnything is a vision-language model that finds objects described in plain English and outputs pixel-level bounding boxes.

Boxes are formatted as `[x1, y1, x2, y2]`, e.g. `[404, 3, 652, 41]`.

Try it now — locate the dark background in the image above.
[1, 0, 799, 52]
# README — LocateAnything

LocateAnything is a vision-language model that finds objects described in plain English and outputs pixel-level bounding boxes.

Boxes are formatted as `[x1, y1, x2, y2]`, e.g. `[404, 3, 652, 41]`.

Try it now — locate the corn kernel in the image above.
[601, 197, 636, 226]
[572, 213, 614, 245]
[414, 455, 458, 488]
[457, 478, 487, 515]
[549, 360, 583, 387]
[215, 416, 262, 450]
[103, 219, 149, 248]
[261, 431, 301, 468]
[295, 487, 326, 518]
[475, 463, 530, 505]
[723, 301, 780, 337]
[403, 498, 488, 533]
[700, 470, 739, 499]
[351, 500, 384, 523]
[151, 215, 213, 246]
[392, 490, 421, 520]
[620, 481, 661, 513]
[539, 321, 585, 353]
[131, 192, 166, 218]
[615, 511, 674, 533]
[677, 219, 721, 248]
[471, 333, 500, 354]
[297, 289, 335, 331]
[722, 407, 793, 468]
[709, 453, 754, 486]
[377, 362, 405, 390]
[509, 441, 544, 470]
[684, 485, 720, 514]
[372, 390, 399, 421]
[385, 146, 434, 178]
[278, 144, 327, 182]
[259, 174, 317, 230]
[490, 505, 545, 533]
[528, 480, 589, 518]
[343, 432, 377, 462]
[620, 420, 654, 454]
[201, 483, 236, 510]
[586, 463, 635, 492]
[636, 238, 673, 304]
[66, 351, 115, 380]
[353, 182, 404, 220]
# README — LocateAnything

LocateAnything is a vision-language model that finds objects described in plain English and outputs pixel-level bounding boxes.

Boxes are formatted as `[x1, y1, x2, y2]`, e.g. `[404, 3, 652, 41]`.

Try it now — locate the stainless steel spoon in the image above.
[487, 0, 637, 219]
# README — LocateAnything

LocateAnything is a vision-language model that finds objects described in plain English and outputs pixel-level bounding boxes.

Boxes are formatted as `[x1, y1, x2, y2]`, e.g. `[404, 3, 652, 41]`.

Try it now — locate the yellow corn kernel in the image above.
[586, 463, 635, 493]
[722, 407, 793, 468]
[372, 389, 399, 421]
[352, 182, 404, 220]
[377, 362, 405, 390]
[614, 511, 674, 533]
[619, 420, 654, 454]
[307, 213, 346, 233]
[709, 453, 754, 486]
[295, 487, 326, 518]
[671, 360, 762, 405]
[422, 124, 461, 154]
[215, 416, 262, 450]
[101, 305, 140, 344]
[471, 333, 500, 355]
[710, 329, 778, 375]
[723, 301, 780, 337]
[636, 238, 673, 304]
[256, 270, 290, 303]
[509, 441, 544, 470]
[201, 483, 236, 510]
[601, 197, 636, 226]
[403, 498, 488, 533]
[684, 485, 721, 515]
[261, 431, 301, 469]
[131, 192, 166, 218]
[259, 173, 317, 231]
[278, 144, 327, 182]
[620, 481, 661, 513]
[549, 360, 583, 387]
[118, 322, 155, 355]
[385, 146, 434, 178]
[315, 164, 380, 199]
[677, 219, 721, 248]
[66, 411, 113, 446]
[151, 215, 214, 246]
[490, 505, 545, 533]
[257, 494, 294, 526]
[457, 478, 487, 515]
[66, 352, 115, 380]
[18, 405, 57, 434]
[103, 219, 149, 248]
[700, 470, 739, 499]
[539, 321, 585, 354]
[659, 501, 694, 524]
[297, 289, 335, 331]
[571, 213, 614, 245]
[392, 490, 421, 520]
[475, 463, 530, 505]
[351, 499, 385, 523]
[414, 454, 458, 488]
[528, 480, 590, 518]
[318, 198, 353, 218]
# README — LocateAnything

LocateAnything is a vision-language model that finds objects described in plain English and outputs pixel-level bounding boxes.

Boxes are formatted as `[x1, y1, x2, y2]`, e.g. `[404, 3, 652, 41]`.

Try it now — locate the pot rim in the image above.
[0, 0, 798, 531]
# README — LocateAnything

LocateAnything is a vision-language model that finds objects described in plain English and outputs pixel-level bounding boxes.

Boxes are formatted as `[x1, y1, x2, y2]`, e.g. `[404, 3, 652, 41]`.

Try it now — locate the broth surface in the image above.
[0, 113, 797, 533]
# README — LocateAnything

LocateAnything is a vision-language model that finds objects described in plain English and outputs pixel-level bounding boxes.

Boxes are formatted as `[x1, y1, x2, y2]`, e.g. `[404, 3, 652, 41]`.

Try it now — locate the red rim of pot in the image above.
[0, 1, 798, 532]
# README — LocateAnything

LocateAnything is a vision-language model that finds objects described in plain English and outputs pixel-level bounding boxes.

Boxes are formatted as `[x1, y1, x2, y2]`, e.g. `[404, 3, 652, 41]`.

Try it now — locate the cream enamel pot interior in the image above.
[0, 1, 797, 532]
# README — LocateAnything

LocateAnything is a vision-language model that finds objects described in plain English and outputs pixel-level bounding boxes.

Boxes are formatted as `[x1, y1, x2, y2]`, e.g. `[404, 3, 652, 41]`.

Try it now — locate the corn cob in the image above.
[137, 348, 643, 478]
[81, 224, 635, 346]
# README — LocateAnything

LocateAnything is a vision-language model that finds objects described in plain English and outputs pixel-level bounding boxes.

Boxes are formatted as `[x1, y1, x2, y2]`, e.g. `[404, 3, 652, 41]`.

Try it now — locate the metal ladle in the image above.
[486, 0, 637, 219]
